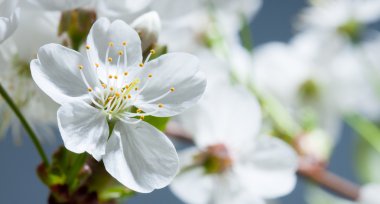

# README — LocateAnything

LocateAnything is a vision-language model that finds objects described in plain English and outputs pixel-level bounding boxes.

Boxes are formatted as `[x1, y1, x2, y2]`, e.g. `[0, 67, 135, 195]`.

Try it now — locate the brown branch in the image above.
[298, 157, 360, 201]
[165, 122, 361, 201]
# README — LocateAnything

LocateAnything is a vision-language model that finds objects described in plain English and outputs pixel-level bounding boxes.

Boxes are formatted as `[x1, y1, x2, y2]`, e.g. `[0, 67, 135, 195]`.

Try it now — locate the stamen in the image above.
[143, 89, 173, 104]
[139, 63, 144, 68]
[158, 103, 164, 108]
[144, 49, 155, 64]
[86, 45, 90, 50]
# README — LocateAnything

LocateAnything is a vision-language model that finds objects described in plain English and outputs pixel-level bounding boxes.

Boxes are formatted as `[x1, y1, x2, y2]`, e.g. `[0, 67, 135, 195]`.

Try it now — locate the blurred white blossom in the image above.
[0, 0, 19, 43]
[171, 85, 297, 204]
[0, 2, 59, 143]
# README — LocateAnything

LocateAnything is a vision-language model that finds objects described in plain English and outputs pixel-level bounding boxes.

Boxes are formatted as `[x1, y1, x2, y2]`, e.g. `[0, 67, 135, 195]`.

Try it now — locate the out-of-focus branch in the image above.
[165, 121, 360, 201]
[298, 157, 360, 201]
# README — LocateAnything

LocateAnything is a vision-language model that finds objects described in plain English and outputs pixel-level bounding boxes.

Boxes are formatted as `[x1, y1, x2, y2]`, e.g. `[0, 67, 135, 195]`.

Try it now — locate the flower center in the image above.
[194, 144, 233, 174]
[77, 42, 174, 123]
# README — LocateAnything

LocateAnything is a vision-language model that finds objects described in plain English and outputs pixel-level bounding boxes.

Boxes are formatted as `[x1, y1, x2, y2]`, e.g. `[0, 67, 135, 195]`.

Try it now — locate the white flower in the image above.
[0, 3, 59, 143]
[27, 0, 93, 11]
[131, 11, 161, 51]
[300, 0, 380, 31]
[298, 0, 380, 43]
[170, 85, 297, 204]
[0, 0, 19, 43]
[30, 17, 207, 192]
[359, 184, 380, 204]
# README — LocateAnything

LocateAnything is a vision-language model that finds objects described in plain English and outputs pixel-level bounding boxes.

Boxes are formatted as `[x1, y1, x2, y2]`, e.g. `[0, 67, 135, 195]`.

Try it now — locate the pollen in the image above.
[158, 103, 164, 108]
[110, 87, 114, 91]
[114, 75, 118, 79]
[124, 72, 128, 76]
[95, 63, 99, 68]
[134, 87, 139, 91]
[140, 115, 145, 120]
[78, 65, 84, 70]
[170, 87, 175, 92]
[128, 94, 132, 99]
[148, 74, 153, 78]
[123, 96, 127, 99]
[87, 88, 93, 92]
[118, 51, 123, 56]
[108, 75, 113, 79]
[137, 109, 142, 113]
[108, 57, 113, 62]
[115, 92, 120, 97]
[108, 42, 114, 47]
[101, 83, 107, 88]
[86, 45, 90, 50]
[122, 41, 127, 46]
[150, 49, 156, 55]
[139, 63, 144, 67]
[125, 85, 129, 89]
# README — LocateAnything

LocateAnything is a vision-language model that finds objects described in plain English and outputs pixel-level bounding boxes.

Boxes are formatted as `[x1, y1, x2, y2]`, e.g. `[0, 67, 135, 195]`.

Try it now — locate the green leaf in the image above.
[345, 114, 380, 153]
[144, 116, 170, 131]
[355, 138, 380, 183]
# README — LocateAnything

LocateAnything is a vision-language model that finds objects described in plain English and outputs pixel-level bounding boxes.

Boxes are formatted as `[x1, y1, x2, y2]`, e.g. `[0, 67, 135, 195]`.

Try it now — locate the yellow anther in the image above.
[114, 75, 118, 79]
[115, 92, 120, 97]
[118, 51, 124, 56]
[110, 87, 114, 91]
[170, 87, 175, 92]
[86, 45, 90, 50]
[124, 72, 128, 76]
[134, 87, 139, 91]
[123, 96, 127, 99]
[137, 109, 142, 113]
[150, 49, 156, 54]
[125, 85, 129, 89]
[139, 63, 144, 67]
[122, 41, 127, 46]
[148, 74, 153, 78]
[78, 65, 84, 70]
[95, 63, 99, 68]
[140, 115, 145, 120]
[158, 103, 164, 108]
[108, 57, 113, 62]
[128, 94, 132, 99]
[87, 88, 93, 92]
[108, 75, 113, 79]
[101, 83, 107, 88]
[108, 42, 114, 47]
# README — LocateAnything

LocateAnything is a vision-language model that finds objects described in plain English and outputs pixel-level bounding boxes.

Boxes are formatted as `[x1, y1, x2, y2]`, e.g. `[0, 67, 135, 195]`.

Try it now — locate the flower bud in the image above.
[131, 11, 161, 52]
[296, 129, 333, 163]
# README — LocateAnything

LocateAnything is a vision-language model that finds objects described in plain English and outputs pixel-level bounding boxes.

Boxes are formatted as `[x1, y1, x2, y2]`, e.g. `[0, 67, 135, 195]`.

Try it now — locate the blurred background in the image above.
[0, 0, 374, 203]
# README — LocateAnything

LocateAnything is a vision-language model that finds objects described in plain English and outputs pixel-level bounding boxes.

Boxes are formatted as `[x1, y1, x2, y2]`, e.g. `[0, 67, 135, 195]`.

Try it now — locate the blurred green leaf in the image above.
[355, 137, 380, 183]
[345, 114, 380, 153]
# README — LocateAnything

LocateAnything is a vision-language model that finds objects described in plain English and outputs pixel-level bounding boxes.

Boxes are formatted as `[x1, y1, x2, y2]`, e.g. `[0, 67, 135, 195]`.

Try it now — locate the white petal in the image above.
[0, 0, 19, 43]
[57, 100, 108, 161]
[86, 18, 142, 68]
[135, 53, 206, 117]
[359, 183, 380, 204]
[170, 167, 215, 204]
[235, 136, 298, 198]
[176, 84, 261, 151]
[31, 43, 99, 105]
[103, 120, 179, 193]
[28, 0, 93, 11]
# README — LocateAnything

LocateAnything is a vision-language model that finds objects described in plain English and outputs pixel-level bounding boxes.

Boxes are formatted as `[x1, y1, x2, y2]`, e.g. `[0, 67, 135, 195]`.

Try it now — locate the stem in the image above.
[0, 83, 49, 166]
[298, 157, 360, 201]
[67, 153, 87, 190]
